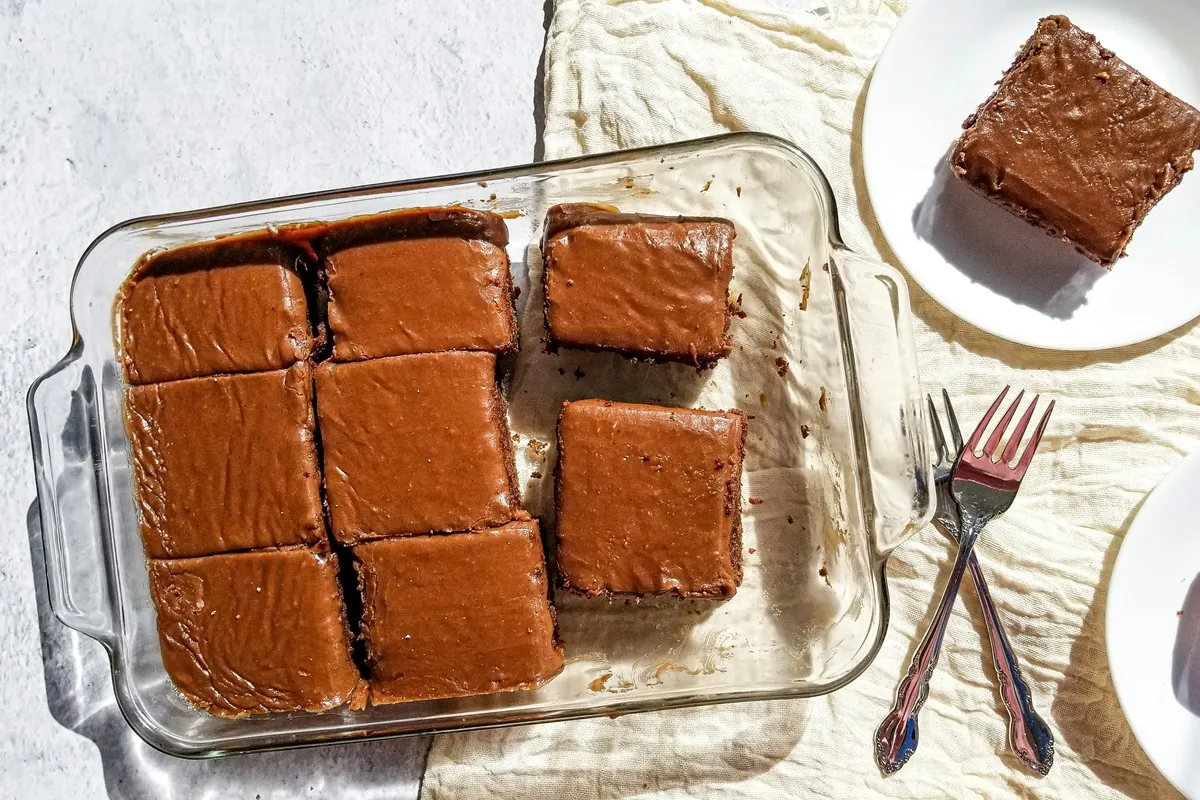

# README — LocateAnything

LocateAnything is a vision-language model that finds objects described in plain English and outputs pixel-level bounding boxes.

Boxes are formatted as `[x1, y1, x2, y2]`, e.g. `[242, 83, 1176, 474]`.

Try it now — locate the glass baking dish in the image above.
[27, 131, 932, 758]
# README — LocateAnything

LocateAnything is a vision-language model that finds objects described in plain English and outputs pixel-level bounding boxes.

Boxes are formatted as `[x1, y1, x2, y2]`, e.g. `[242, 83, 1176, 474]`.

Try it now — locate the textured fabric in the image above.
[422, 1, 1195, 797]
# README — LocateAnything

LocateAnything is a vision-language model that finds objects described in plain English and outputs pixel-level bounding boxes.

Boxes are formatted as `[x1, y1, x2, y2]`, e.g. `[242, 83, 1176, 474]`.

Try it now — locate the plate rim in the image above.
[1105, 449, 1200, 799]
[862, 0, 1200, 352]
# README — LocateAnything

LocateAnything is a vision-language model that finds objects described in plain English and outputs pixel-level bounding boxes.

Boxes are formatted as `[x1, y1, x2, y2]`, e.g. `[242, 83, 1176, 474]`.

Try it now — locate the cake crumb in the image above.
[736, 185, 742, 197]
[527, 439, 549, 459]
[487, 192, 497, 202]
[800, 425, 810, 439]
[822, 262, 829, 272]
[786, 515, 794, 524]
[818, 387, 827, 413]
[531, 471, 542, 479]
[513, 286, 521, 299]
[759, 393, 768, 408]
[748, 497, 763, 506]
[799, 263, 812, 311]
[748, 547, 756, 555]
[729, 292, 747, 319]
[701, 178, 714, 192]
[819, 566, 831, 587]
[775, 357, 789, 377]
[477, 180, 488, 188]
[558, 367, 566, 375]
[588, 673, 612, 692]
[574, 366, 586, 380]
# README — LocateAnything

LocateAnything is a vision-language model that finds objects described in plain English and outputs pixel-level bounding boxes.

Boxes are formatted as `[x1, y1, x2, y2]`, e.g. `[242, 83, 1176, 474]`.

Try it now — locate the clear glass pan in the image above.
[27, 132, 932, 757]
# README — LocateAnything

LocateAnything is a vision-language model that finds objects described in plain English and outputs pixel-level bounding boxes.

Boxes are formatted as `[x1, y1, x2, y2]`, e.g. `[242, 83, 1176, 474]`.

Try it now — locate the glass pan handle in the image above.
[27, 353, 117, 645]
[830, 247, 933, 559]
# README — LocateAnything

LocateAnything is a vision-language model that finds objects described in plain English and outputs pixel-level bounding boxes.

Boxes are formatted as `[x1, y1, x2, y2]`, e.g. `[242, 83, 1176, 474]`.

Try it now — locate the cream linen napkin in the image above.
[422, 1, 1198, 797]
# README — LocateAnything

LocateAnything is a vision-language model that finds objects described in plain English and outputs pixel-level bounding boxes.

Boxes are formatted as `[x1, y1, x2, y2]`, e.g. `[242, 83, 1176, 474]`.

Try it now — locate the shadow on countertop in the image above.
[26, 502, 431, 800]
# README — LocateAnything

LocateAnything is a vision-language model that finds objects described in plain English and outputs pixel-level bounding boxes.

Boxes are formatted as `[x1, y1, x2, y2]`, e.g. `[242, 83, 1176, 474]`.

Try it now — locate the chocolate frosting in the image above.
[555, 399, 746, 598]
[120, 241, 311, 384]
[315, 352, 521, 544]
[952, 15, 1200, 266]
[355, 520, 562, 704]
[126, 364, 325, 558]
[314, 206, 509, 254]
[148, 546, 365, 716]
[325, 237, 517, 360]
[542, 203, 735, 364]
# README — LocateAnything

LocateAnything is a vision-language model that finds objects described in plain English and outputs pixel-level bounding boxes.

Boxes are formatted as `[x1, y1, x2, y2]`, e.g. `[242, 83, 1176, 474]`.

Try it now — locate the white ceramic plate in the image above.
[1107, 451, 1200, 799]
[863, 0, 1200, 350]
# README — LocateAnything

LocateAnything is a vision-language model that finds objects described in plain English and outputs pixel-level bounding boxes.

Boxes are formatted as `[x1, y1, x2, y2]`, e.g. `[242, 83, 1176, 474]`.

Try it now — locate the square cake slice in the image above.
[354, 520, 563, 704]
[320, 208, 518, 360]
[148, 546, 365, 716]
[120, 240, 312, 384]
[951, 15, 1200, 267]
[314, 352, 521, 544]
[541, 203, 736, 366]
[555, 399, 747, 598]
[126, 363, 325, 559]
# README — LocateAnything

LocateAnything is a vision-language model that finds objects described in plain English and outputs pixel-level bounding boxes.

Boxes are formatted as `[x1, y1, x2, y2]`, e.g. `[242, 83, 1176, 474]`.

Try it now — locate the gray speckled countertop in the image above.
[1, 1, 544, 796]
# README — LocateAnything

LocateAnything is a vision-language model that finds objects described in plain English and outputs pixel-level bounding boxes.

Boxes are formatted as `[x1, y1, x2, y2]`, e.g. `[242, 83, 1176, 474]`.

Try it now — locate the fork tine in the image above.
[1001, 395, 1039, 465]
[966, 386, 1009, 452]
[942, 388, 964, 454]
[927, 394, 948, 464]
[983, 390, 1025, 458]
[1015, 400, 1055, 475]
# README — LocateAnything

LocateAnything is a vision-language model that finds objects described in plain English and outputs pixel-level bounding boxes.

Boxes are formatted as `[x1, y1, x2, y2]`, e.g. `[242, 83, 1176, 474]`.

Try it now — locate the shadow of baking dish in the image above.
[912, 148, 1105, 320]
[1173, 573, 1200, 717]
[25, 501, 430, 800]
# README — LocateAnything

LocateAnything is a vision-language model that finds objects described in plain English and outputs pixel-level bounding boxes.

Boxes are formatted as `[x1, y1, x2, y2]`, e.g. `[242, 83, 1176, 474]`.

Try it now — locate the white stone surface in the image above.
[0, 1, 545, 796]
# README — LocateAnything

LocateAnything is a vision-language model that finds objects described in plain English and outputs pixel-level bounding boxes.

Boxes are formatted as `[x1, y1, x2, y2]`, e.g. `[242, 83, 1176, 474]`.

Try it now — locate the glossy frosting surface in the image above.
[952, 15, 1200, 266]
[148, 547, 364, 716]
[120, 243, 311, 384]
[315, 351, 519, 544]
[542, 203, 735, 363]
[126, 364, 324, 559]
[555, 399, 745, 597]
[355, 520, 562, 704]
[326, 236, 516, 360]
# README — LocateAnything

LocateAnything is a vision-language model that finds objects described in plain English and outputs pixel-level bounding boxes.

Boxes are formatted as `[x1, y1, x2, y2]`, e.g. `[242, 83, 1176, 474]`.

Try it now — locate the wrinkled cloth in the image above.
[423, 1, 1195, 797]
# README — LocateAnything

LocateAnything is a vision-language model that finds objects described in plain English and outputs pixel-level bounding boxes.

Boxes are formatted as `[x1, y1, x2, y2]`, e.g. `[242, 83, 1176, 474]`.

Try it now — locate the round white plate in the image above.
[863, 0, 1200, 351]
[1108, 451, 1200, 799]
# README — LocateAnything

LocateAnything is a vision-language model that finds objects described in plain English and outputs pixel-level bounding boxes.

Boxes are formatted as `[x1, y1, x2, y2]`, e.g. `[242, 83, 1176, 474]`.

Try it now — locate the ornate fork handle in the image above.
[967, 552, 1055, 774]
[875, 522, 982, 774]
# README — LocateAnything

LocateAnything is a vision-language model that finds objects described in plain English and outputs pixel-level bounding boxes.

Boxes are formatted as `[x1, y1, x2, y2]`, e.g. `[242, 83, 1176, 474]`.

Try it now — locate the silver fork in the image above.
[926, 390, 1054, 774]
[875, 387, 1055, 775]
